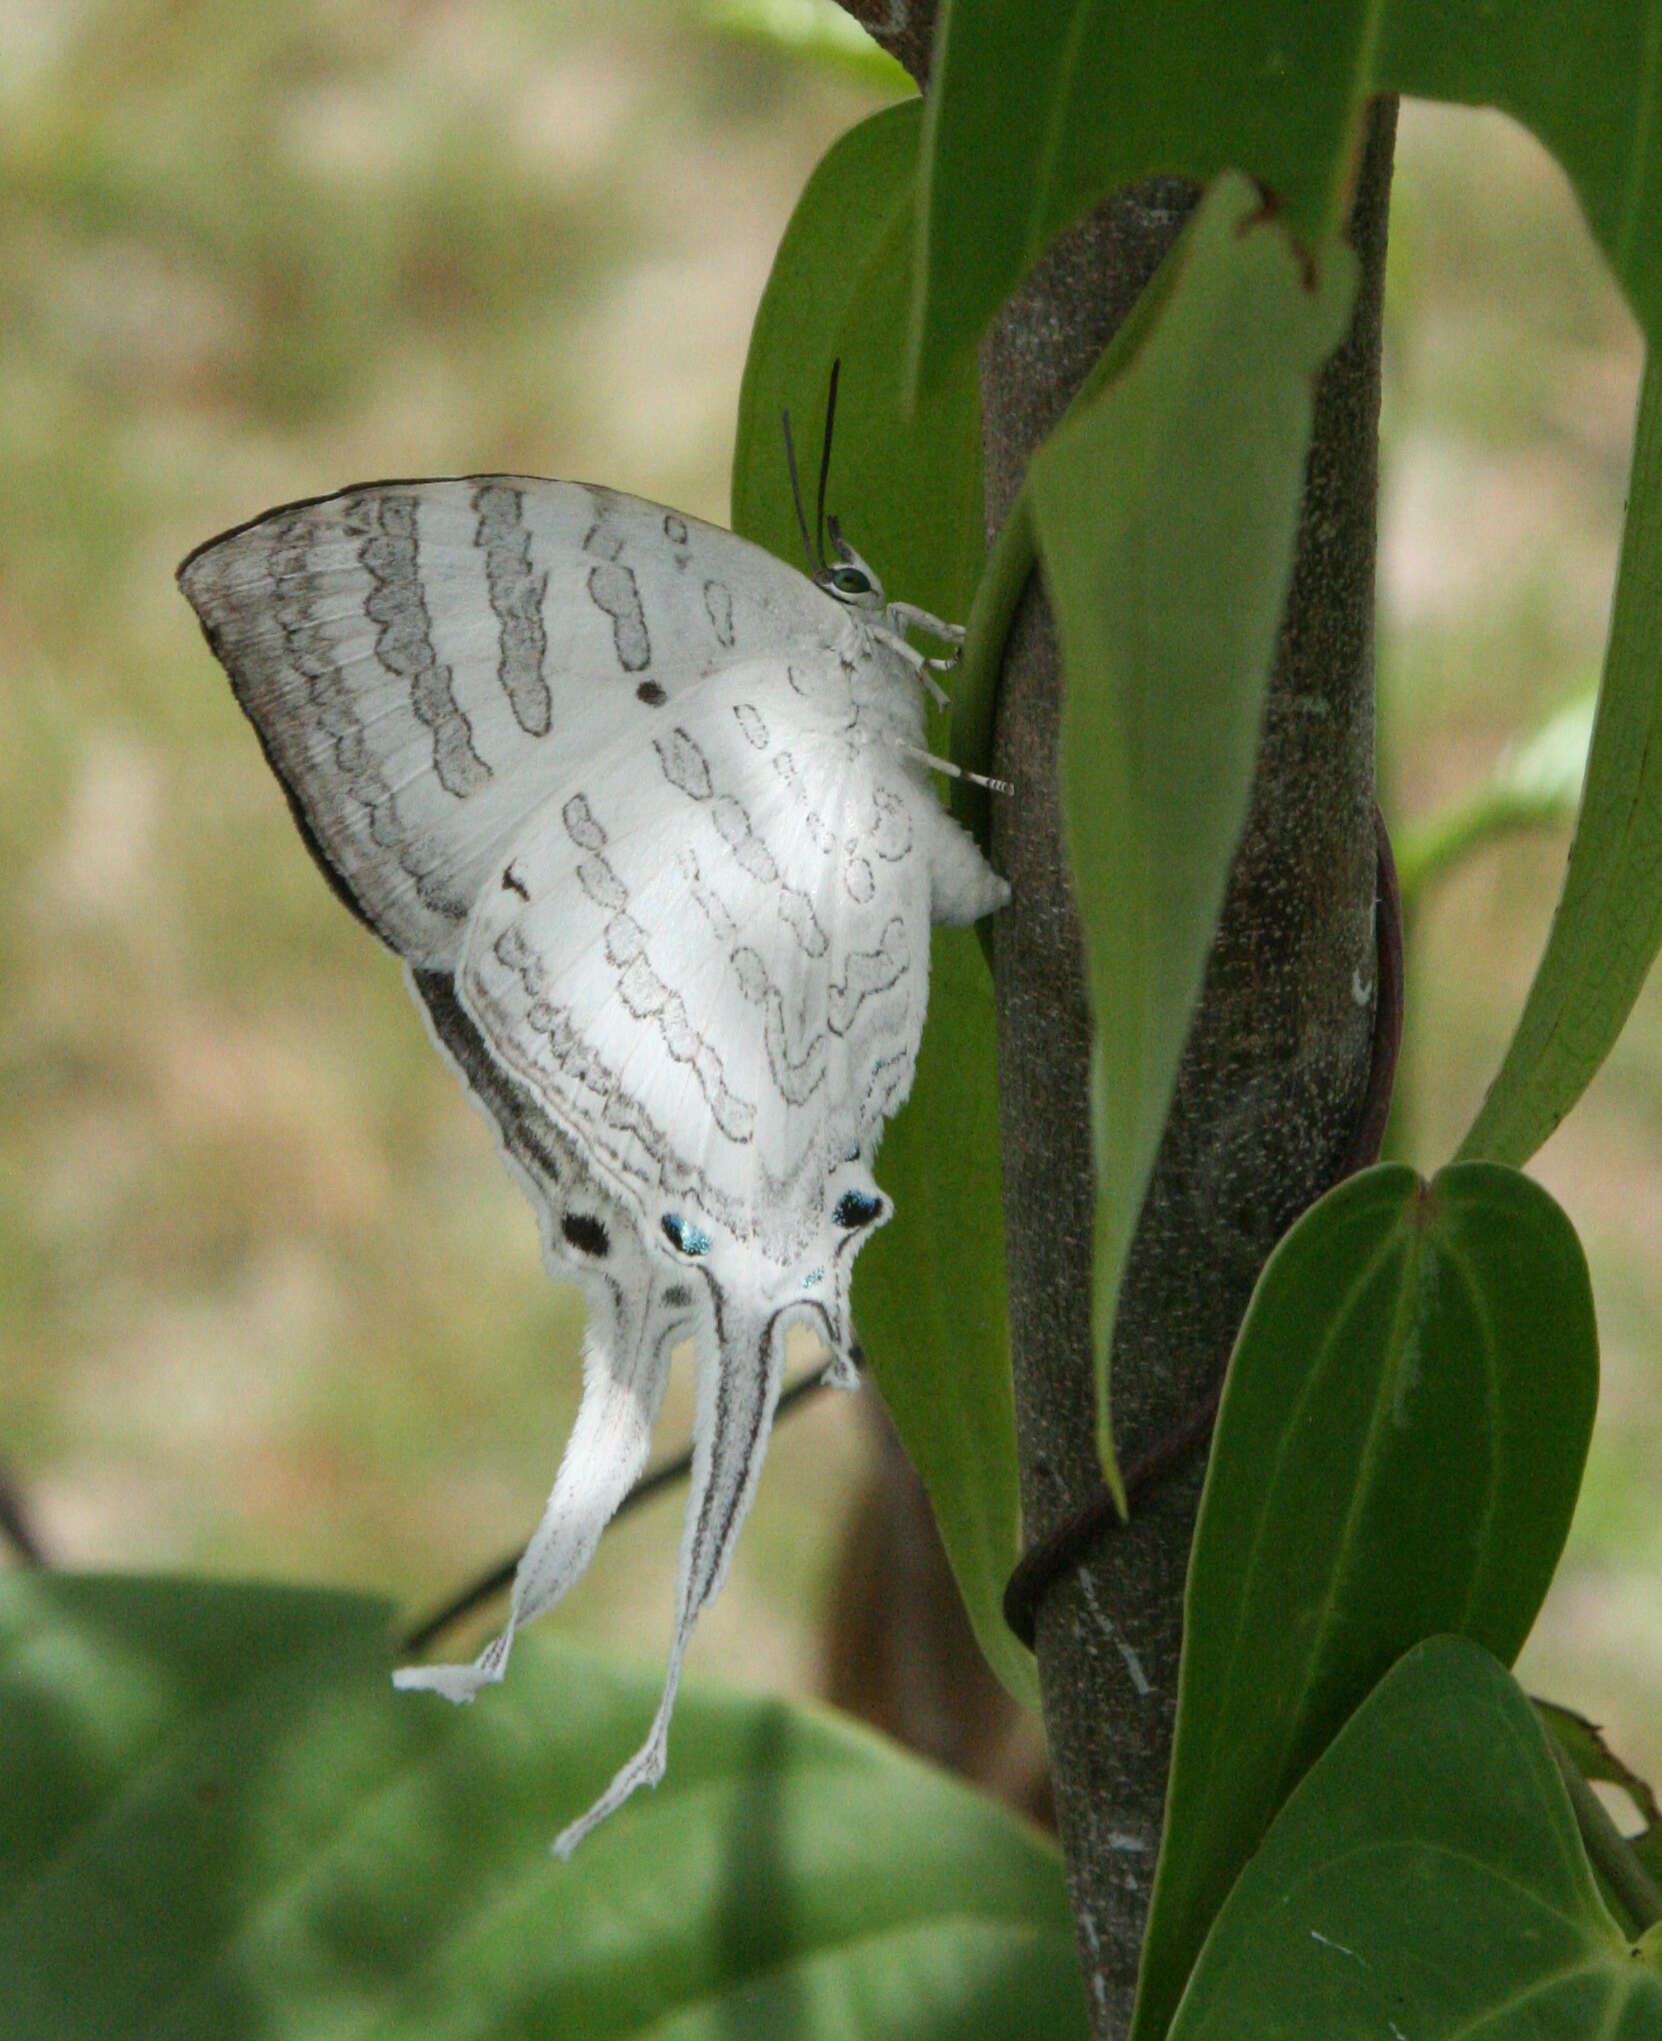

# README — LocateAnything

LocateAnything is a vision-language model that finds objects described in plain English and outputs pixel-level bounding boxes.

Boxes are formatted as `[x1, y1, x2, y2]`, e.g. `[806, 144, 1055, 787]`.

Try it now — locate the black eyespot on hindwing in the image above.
[833, 1189, 884, 1230]
[561, 1211, 610, 1258]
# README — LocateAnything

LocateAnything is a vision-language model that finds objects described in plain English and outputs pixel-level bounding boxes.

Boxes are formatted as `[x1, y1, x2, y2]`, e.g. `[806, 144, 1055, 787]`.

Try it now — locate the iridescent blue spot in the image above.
[803, 1267, 824, 1289]
[834, 1189, 884, 1230]
[661, 1213, 711, 1258]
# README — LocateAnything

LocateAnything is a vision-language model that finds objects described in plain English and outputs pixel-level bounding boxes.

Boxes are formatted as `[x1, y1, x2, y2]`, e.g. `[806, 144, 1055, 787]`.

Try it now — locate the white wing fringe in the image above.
[394, 1291, 669, 1703]
[396, 1282, 789, 1858]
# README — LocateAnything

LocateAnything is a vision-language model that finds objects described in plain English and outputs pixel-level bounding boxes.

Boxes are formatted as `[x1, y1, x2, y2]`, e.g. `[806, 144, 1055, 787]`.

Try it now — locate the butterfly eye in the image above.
[833, 1189, 884, 1230]
[661, 1212, 712, 1258]
[828, 564, 873, 600]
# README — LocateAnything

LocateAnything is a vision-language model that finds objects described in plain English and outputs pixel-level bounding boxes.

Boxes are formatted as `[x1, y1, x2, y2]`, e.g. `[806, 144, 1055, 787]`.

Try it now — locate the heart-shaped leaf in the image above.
[0, 1573, 1085, 2040]
[1166, 1638, 1662, 2038]
[1132, 1161, 1599, 2041]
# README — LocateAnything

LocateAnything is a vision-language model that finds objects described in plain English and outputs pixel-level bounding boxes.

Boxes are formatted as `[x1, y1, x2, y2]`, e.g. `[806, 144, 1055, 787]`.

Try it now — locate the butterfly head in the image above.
[783, 361, 885, 619]
[816, 521, 886, 616]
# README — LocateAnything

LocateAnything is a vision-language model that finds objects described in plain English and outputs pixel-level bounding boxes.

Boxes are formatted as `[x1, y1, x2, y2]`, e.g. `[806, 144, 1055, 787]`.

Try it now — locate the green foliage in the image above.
[733, 101, 985, 619]
[1166, 1639, 1662, 2038]
[732, 102, 1034, 1710]
[913, 0, 1662, 390]
[1393, 685, 1595, 908]
[1030, 175, 1357, 1485]
[849, 930, 1036, 1710]
[1132, 1162, 1599, 2041]
[0, 1574, 1085, 2041]
[14, 2, 1662, 2033]
[1459, 358, 1662, 1165]
[705, 0, 915, 87]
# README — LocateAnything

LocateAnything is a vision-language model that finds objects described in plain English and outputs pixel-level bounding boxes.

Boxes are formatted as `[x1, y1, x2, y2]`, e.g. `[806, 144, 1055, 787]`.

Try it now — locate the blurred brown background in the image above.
[1, 1, 1656, 1791]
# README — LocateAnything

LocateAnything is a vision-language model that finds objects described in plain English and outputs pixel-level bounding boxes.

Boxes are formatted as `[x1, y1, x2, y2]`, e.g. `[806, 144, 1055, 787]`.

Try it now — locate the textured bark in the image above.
[982, 109, 1398, 2037]
[833, 0, 939, 86]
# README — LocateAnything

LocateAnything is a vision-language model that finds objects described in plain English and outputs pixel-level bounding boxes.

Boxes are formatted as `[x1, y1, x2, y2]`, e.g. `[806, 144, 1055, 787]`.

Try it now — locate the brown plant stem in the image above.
[981, 107, 1397, 2037]
[831, 0, 939, 86]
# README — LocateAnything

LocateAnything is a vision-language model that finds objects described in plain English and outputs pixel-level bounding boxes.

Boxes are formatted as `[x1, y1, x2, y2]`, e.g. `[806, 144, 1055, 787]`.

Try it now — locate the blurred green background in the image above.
[1, 1, 1657, 1788]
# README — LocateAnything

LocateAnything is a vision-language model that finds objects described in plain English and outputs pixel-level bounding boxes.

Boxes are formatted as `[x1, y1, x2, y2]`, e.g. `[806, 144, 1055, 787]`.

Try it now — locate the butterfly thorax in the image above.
[789, 611, 930, 753]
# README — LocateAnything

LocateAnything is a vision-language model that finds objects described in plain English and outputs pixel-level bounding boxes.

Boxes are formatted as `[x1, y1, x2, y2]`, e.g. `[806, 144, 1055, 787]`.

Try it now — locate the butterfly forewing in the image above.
[179, 478, 844, 969]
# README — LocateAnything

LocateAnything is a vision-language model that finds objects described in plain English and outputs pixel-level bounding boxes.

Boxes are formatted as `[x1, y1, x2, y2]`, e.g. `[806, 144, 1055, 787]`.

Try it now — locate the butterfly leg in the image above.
[551, 1283, 787, 1856]
[895, 740, 1014, 798]
[886, 602, 965, 649]
[918, 665, 953, 711]
[393, 1271, 685, 1705]
[880, 607, 967, 697]
[870, 623, 954, 709]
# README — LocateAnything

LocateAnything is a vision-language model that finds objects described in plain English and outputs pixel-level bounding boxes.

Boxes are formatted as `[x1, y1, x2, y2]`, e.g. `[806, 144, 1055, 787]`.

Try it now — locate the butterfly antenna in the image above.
[781, 408, 819, 572]
[816, 358, 841, 567]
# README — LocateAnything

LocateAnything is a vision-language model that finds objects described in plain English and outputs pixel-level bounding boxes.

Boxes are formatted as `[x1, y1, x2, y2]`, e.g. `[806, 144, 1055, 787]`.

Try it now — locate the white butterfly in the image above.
[179, 470, 1008, 1853]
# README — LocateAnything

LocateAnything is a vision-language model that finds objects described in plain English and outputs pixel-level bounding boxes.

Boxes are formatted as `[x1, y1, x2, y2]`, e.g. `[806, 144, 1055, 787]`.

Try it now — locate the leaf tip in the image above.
[1095, 1406, 1129, 1519]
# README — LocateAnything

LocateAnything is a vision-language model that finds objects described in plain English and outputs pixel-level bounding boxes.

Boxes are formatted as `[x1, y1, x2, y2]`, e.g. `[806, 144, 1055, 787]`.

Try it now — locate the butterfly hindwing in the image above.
[457, 656, 942, 1261]
[402, 962, 802, 1863]
[178, 478, 844, 969]
[401, 967, 698, 1691]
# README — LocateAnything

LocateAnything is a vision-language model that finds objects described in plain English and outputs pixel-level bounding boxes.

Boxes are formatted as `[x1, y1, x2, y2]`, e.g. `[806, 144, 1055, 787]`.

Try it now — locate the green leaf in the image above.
[733, 99, 983, 628]
[1167, 1638, 1662, 2040]
[1393, 683, 1595, 909]
[734, 104, 1029, 1705]
[0, 1574, 1086, 2041]
[702, 0, 915, 89]
[1459, 358, 1662, 1165]
[851, 930, 1037, 1713]
[1031, 174, 1357, 1487]
[1131, 1161, 1599, 2041]
[912, 0, 1662, 391]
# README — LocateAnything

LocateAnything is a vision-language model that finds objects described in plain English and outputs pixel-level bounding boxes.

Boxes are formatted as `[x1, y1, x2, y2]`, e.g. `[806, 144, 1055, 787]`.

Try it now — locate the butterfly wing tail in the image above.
[394, 1267, 684, 1703]
[551, 1280, 786, 1856]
